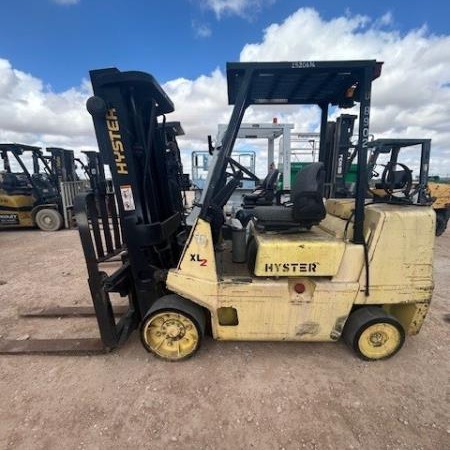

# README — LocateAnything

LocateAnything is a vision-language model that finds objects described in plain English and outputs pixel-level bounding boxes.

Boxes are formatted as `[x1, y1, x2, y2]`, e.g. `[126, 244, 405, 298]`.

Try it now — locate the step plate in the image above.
[0, 338, 107, 354]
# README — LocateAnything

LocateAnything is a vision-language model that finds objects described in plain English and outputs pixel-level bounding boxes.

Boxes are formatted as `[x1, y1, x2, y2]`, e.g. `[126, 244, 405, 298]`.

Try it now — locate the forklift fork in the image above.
[0, 191, 138, 355]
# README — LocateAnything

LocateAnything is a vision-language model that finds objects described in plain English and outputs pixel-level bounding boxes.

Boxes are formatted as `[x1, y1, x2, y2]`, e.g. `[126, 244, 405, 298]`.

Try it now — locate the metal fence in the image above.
[60, 180, 91, 228]
[60, 180, 115, 229]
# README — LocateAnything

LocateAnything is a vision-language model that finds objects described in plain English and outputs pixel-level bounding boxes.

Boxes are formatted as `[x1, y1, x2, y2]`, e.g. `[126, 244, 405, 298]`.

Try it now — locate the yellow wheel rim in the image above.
[142, 312, 199, 360]
[358, 323, 402, 359]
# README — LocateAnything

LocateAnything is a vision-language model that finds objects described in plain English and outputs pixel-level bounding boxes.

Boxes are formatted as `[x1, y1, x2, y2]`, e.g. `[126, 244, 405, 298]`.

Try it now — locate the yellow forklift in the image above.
[0, 144, 63, 231]
[0, 61, 436, 362]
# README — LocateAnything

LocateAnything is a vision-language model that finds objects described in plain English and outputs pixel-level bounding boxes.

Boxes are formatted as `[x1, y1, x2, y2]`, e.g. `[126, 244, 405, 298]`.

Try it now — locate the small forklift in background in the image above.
[0, 60, 436, 362]
[367, 138, 449, 236]
[0, 144, 64, 231]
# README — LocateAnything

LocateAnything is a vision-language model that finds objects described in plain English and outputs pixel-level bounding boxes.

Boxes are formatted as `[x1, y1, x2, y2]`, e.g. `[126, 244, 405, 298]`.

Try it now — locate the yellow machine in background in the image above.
[367, 139, 449, 236]
[0, 144, 63, 231]
[428, 182, 450, 235]
[0, 190, 36, 227]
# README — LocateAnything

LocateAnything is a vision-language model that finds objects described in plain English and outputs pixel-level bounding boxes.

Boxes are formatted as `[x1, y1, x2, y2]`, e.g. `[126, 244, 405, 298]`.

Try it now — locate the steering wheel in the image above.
[380, 162, 413, 198]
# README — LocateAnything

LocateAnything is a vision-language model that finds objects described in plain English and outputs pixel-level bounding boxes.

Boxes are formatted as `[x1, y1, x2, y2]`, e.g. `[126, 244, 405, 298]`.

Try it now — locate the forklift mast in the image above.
[81, 150, 107, 194]
[46, 147, 79, 183]
[74, 68, 187, 347]
[323, 114, 357, 198]
[159, 121, 187, 215]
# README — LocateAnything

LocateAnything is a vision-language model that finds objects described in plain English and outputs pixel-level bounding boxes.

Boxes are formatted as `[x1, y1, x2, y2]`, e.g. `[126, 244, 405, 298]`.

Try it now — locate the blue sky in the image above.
[0, 1, 450, 175]
[1, 0, 448, 91]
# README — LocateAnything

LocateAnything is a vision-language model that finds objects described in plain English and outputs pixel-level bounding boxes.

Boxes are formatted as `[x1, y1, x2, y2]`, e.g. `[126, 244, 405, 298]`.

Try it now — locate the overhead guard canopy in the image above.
[227, 60, 382, 107]
[369, 138, 431, 148]
[89, 68, 175, 116]
[162, 121, 185, 137]
[0, 143, 42, 153]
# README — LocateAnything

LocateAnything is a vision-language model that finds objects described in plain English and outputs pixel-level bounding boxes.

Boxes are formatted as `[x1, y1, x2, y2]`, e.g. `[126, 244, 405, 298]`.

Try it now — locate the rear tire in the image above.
[342, 307, 405, 360]
[435, 210, 448, 236]
[140, 294, 206, 361]
[35, 208, 63, 232]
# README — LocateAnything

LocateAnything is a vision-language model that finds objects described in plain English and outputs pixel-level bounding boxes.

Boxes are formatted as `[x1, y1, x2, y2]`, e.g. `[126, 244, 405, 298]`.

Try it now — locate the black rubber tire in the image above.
[246, 237, 258, 274]
[140, 294, 206, 361]
[435, 210, 448, 236]
[35, 208, 63, 232]
[342, 306, 405, 361]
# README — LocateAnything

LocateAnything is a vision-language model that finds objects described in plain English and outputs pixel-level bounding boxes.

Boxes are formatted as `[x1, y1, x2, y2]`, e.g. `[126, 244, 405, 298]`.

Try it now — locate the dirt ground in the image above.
[0, 227, 449, 450]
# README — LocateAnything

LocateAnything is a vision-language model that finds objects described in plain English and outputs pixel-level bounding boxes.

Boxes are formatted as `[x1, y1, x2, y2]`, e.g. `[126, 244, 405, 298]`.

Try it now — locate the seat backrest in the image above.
[2, 173, 19, 191]
[242, 169, 279, 206]
[291, 162, 326, 221]
[260, 169, 279, 190]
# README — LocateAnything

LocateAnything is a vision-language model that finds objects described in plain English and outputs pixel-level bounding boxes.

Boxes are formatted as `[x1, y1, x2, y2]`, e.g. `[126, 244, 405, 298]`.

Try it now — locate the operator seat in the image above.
[1, 173, 30, 194]
[242, 169, 279, 207]
[251, 162, 326, 231]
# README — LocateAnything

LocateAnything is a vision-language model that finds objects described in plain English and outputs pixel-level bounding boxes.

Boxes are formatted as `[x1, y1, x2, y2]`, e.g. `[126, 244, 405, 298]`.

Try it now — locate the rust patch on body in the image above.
[296, 322, 320, 337]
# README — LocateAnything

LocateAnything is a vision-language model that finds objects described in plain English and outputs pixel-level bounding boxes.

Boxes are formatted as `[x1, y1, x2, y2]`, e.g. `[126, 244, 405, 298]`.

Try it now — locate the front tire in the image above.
[343, 307, 405, 360]
[140, 295, 206, 361]
[35, 208, 63, 231]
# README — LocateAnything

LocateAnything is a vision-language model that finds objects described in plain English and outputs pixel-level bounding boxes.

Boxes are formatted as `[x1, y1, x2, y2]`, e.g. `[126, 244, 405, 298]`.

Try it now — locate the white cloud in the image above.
[0, 58, 96, 166]
[0, 59, 92, 138]
[192, 20, 212, 38]
[52, 0, 80, 5]
[239, 8, 450, 175]
[1, 8, 450, 177]
[202, 0, 275, 20]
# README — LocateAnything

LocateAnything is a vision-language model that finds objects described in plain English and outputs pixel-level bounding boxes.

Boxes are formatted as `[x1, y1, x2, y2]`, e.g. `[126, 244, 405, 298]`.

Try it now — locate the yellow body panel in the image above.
[167, 200, 435, 342]
[167, 271, 358, 341]
[355, 204, 435, 304]
[253, 227, 346, 277]
[177, 218, 217, 281]
[325, 198, 356, 220]
[0, 192, 35, 227]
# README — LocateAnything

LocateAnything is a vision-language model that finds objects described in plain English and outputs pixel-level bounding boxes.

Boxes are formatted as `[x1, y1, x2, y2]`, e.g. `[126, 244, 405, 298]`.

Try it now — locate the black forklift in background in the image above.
[80, 150, 107, 193]
[0, 144, 64, 231]
[46, 147, 80, 183]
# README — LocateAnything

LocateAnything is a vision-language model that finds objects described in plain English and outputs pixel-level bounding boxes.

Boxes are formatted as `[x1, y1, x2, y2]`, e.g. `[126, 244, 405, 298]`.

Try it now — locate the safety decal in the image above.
[0, 213, 19, 225]
[120, 185, 135, 211]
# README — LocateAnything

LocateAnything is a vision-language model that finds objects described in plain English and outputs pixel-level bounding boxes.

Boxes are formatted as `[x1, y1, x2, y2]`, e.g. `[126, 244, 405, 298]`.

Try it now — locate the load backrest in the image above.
[261, 169, 279, 190]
